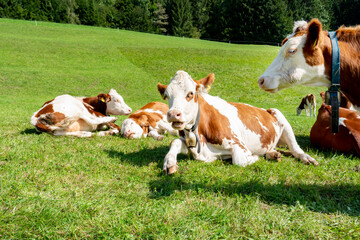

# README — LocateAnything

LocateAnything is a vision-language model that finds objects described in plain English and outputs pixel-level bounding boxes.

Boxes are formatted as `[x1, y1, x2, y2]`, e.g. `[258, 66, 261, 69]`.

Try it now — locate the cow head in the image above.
[102, 89, 132, 115]
[157, 70, 214, 130]
[121, 118, 144, 139]
[258, 19, 331, 93]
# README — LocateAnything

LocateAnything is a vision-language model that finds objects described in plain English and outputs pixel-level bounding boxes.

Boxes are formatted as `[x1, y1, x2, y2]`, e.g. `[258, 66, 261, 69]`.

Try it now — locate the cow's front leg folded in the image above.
[163, 138, 188, 174]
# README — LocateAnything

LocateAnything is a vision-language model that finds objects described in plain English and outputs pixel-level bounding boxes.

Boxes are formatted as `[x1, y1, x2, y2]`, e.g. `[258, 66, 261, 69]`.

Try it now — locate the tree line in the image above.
[0, 0, 359, 44]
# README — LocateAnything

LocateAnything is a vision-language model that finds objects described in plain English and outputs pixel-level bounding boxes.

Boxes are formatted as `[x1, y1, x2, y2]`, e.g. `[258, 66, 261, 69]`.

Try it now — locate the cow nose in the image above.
[258, 77, 265, 88]
[167, 110, 182, 122]
[127, 108, 132, 114]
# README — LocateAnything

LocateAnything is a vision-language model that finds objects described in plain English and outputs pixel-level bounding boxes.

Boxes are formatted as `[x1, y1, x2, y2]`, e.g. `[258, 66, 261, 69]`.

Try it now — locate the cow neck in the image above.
[184, 93, 201, 154]
[326, 31, 340, 133]
[83, 97, 108, 116]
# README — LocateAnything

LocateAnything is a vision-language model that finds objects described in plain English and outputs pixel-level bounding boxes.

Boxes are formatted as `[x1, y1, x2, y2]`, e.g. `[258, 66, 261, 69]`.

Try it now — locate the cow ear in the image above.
[343, 119, 360, 155]
[307, 18, 322, 48]
[98, 93, 110, 103]
[197, 73, 215, 93]
[157, 83, 168, 100]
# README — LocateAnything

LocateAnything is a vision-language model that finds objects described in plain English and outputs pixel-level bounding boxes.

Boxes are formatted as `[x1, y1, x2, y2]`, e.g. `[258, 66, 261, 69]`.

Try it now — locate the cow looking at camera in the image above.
[158, 70, 318, 174]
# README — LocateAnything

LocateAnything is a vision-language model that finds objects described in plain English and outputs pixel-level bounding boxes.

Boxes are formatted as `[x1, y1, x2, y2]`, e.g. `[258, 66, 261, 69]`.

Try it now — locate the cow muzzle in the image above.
[258, 77, 278, 93]
[167, 110, 185, 129]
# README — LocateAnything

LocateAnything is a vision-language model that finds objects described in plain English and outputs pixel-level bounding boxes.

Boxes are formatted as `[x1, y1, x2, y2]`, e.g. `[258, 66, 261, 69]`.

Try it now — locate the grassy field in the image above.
[0, 18, 359, 239]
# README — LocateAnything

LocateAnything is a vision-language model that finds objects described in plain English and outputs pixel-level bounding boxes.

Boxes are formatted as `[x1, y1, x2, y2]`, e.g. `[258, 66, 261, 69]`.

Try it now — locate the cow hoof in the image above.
[157, 135, 164, 141]
[266, 152, 281, 162]
[164, 165, 178, 175]
[300, 154, 318, 166]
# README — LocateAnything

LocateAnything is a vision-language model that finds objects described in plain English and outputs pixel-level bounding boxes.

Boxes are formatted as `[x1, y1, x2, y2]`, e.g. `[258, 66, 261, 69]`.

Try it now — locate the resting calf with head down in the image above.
[158, 71, 318, 174]
[310, 93, 360, 156]
[121, 102, 178, 140]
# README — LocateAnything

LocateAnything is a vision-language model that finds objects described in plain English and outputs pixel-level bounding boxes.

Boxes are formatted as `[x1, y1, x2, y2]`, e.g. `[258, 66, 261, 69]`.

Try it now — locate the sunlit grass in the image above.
[0, 18, 359, 239]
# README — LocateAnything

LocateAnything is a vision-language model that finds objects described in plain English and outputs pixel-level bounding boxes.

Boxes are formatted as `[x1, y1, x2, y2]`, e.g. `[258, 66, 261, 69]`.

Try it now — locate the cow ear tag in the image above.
[100, 97, 106, 103]
[206, 85, 211, 92]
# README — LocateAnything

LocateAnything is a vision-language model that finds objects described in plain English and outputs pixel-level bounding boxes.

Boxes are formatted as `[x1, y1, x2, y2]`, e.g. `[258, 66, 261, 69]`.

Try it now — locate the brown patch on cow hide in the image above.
[196, 95, 245, 149]
[140, 102, 169, 114]
[231, 103, 277, 149]
[129, 102, 165, 128]
[310, 104, 360, 155]
[35, 104, 54, 117]
[82, 96, 107, 116]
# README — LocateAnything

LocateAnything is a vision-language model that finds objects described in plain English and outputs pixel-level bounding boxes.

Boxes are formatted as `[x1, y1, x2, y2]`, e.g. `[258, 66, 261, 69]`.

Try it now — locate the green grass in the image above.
[1, 18, 360, 239]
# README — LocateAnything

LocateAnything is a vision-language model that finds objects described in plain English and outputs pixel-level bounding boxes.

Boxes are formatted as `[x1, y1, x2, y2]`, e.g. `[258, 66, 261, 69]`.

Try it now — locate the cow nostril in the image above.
[176, 112, 181, 118]
[258, 77, 265, 87]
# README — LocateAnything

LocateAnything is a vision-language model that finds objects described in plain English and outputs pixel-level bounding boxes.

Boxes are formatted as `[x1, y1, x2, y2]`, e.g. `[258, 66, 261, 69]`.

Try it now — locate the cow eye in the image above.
[186, 91, 194, 101]
[288, 49, 297, 54]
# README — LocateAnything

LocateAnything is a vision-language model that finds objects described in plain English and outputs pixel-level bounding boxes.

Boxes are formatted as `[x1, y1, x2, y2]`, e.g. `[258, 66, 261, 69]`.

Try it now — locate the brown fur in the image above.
[196, 95, 277, 150]
[82, 95, 109, 116]
[289, 19, 360, 107]
[310, 104, 360, 155]
[298, 94, 316, 110]
[128, 102, 168, 129]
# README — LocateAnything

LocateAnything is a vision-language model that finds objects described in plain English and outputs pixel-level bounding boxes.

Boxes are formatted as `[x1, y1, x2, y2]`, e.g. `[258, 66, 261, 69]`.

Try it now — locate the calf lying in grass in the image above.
[121, 102, 178, 140]
[158, 71, 318, 174]
[310, 93, 360, 156]
[31, 89, 131, 137]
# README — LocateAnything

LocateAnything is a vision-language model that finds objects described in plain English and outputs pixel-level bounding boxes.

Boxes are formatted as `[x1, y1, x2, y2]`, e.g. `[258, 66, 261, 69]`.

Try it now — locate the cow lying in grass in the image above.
[121, 102, 178, 140]
[310, 93, 360, 156]
[31, 89, 132, 137]
[158, 70, 318, 174]
[258, 18, 360, 112]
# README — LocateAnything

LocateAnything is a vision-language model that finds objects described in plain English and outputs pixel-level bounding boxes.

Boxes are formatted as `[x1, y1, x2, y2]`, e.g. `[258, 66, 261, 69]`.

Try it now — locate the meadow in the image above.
[0, 18, 359, 239]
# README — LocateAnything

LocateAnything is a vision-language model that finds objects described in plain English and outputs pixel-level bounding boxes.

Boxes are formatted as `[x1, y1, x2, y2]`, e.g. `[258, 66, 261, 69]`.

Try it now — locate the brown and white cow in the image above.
[121, 102, 178, 140]
[310, 103, 360, 156]
[31, 89, 132, 137]
[297, 94, 316, 117]
[258, 19, 360, 112]
[158, 70, 318, 174]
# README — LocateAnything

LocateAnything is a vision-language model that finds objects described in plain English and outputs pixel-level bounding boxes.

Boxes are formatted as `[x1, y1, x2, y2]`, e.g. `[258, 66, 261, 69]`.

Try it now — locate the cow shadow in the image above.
[20, 128, 40, 135]
[149, 176, 360, 216]
[104, 146, 190, 168]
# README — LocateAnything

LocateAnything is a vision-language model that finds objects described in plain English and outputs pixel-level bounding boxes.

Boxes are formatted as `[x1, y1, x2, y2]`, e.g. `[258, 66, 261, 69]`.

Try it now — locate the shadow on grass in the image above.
[149, 176, 360, 216]
[104, 146, 190, 168]
[20, 128, 40, 135]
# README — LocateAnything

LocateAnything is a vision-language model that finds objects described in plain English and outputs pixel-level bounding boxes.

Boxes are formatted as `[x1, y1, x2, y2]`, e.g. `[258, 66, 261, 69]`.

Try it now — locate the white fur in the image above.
[162, 71, 318, 173]
[31, 89, 131, 137]
[121, 109, 178, 140]
[259, 29, 329, 93]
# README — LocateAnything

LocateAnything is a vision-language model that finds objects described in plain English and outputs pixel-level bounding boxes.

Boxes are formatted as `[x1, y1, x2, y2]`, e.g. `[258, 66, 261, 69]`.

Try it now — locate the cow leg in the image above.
[266, 150, 282, 162]
[270, 109, 318, 165]
[305, 105, 310, 116]
[148, 130, 164, 141]
[231, 145, 259, 167]
[80, 115, 117, 126]
[62, 131, 93, 137]
[158, 121, 179, 136]
[163, 138, 188, 174]
[96, 128, 120, 136]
